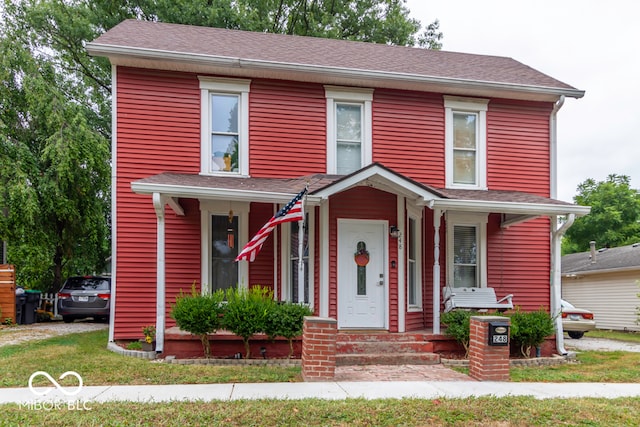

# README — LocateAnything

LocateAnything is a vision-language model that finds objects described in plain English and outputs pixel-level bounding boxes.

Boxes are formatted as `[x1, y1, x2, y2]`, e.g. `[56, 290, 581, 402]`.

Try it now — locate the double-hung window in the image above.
[444, 96, 488, 189]
[407, 207, 423, 309]
[325, 86, 373, 175]
[282, 213, 314, 306]
[199, 77, 250, 176]
[446, 212, 488, 288]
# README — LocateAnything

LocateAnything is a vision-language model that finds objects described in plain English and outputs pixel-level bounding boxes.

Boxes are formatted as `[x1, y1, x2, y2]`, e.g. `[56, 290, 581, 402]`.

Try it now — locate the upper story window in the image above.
[199, 77, 250, 176]
[444, 96, 488, 189]
[325, 86, 373, 175]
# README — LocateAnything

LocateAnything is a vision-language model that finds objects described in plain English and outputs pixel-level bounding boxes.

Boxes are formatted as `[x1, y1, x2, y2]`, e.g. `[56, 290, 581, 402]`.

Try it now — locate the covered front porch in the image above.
[130, 163, 589, 357]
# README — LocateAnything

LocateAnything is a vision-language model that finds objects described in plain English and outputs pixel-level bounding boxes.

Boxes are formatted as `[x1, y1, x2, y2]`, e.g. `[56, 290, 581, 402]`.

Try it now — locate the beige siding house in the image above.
[562, 242, 640, 331]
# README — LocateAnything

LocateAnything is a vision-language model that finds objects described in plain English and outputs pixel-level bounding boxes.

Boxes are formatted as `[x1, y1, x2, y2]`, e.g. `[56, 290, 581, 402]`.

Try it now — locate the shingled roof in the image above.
[562, 243, 640, 274]
[87, 19, 584, 101]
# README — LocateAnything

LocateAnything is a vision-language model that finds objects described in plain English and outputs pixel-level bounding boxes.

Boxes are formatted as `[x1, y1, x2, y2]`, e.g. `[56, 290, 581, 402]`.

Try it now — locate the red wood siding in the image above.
[328, 187, 398, 331]
[487, 215, 551, 310]
[487, 100, 554, 196]
[249, 80, 326, 177]
[115, 67, 200, 338]
[373, 89, 445, 187]
[248, 203, 276, 291]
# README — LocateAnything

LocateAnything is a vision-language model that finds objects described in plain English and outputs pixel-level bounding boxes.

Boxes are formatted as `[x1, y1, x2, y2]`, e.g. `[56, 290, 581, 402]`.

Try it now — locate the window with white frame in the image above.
[446, 212, 488, 288]
[407, 214, 422, 309]
[199, 77, 250, 176]
[200, 201, 249, 295]
[325, 86, 373, 175]
[282, 212, 313, 305]
[444, 96, 488, 189]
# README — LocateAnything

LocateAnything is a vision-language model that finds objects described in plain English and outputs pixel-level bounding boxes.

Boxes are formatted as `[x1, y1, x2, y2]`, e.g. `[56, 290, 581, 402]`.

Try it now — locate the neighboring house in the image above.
[562, 242, 640, 331]
[87, 20, 590, 354]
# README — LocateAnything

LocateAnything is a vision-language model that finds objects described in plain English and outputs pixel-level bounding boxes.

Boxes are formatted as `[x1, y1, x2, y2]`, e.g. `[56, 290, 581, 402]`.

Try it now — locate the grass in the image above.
[1, 328, 640, 425]
[0, 329, 300, 388]
[2, 397, 640, 426]
[587, 329, 640, 343]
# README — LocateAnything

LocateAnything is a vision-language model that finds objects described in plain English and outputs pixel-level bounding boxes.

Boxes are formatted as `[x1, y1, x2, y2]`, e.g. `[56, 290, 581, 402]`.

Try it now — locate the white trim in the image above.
[280, 210, 315, 309]
[152, 193, 166, 353]
[432, 209, 443, 334]
[445, 212, 489, 288]
[199, 77, 250, 176]
[444, 96, 488, 190]
[430, 198, 590, 217]
[406, 204, 423, 312]
[108, 65, 118, 344]
[199, 200, 250, 294]
[397, 197, 405, 332]
[86, 44, 585, 100]
[325, 86, 373, 174]
[319, 200, 330, 317]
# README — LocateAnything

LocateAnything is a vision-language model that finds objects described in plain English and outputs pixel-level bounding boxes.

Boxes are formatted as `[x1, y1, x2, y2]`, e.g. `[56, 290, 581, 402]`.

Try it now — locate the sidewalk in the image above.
[2, 380, 639, 404]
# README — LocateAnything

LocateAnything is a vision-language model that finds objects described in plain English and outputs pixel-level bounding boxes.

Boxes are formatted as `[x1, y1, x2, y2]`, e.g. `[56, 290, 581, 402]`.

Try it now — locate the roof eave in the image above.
[131, 181, 323, 205]
[429, 199, 591, 217]
[86, 43, 585, 100]
[562, 265, 640, 276]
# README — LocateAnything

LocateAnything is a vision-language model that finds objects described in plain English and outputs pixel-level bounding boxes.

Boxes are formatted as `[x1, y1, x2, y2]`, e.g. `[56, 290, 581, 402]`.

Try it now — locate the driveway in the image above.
[564, 335, 640, 352]
[0, 320, 108, 347]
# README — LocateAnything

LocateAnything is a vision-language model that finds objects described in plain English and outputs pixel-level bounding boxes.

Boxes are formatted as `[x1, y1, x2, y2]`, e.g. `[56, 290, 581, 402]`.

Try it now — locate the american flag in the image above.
[235, 188, 307, 262]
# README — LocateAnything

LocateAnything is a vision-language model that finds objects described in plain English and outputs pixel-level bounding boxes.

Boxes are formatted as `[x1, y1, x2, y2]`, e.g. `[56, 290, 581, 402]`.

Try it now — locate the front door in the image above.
[337, 220, 386, 329]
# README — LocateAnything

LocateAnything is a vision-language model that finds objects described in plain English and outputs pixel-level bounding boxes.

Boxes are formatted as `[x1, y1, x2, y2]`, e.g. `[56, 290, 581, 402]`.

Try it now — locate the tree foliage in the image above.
[563, 174, 640, 254]
[0, 0, 441, 289]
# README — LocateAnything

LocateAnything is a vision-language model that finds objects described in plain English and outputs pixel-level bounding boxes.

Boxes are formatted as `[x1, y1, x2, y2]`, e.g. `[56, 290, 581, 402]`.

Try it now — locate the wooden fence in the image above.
[0, 265, 16, 323]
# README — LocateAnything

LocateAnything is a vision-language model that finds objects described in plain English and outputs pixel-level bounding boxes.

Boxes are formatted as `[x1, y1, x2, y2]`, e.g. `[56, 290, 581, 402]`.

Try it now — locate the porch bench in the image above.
[442, 287, 513, 313]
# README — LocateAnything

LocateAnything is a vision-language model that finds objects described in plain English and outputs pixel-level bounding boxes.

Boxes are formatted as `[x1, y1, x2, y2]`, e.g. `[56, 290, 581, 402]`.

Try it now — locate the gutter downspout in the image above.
[551, 214, 574, 355]
[550, 95, 568, 355]
[550, 95, 564, 200]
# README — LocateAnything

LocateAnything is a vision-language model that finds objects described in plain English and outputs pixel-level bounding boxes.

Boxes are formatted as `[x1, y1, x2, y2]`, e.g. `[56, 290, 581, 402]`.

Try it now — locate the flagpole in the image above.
[297, 191, 305, 304]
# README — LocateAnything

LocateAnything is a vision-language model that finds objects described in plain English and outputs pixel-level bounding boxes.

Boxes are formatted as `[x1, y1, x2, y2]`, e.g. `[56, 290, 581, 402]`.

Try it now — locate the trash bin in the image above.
[22, 290, 41, 324]
[15, 293, 26, 325]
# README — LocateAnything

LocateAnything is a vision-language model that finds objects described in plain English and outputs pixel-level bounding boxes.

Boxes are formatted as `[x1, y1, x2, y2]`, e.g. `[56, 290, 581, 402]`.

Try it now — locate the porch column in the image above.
[152, 193, 166, 353]
[319, 200, 330, 317]
[432, 208, 443, 334]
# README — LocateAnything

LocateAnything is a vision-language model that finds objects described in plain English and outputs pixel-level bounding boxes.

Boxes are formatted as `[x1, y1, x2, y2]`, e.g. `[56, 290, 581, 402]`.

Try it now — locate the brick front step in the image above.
[336, 340, 434, 354]
[336, 352, 441, 366]
[337, 332, 433, 342]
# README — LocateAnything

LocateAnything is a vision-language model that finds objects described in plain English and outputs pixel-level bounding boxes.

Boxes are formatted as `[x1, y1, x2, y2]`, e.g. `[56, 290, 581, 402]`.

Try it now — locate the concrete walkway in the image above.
[2, 381, 639, 404]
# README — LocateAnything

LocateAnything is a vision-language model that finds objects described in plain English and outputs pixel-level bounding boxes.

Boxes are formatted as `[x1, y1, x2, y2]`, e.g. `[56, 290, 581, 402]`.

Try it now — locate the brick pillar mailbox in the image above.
[469, 316, 511, 382]
[301, 316, 337, 382]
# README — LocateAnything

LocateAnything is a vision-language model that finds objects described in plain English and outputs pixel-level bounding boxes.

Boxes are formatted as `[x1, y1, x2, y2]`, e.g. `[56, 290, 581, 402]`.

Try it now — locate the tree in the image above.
[563, 174, 640, 254]
[0, 0, 441, 289]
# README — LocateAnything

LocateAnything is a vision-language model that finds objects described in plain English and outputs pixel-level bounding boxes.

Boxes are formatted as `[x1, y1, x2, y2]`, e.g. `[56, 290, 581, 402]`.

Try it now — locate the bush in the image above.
[223, 286, 276, 358]
[510, 307, 555, 358]
[170, 284, 225, 358]
[264, 302, 313, 358]
[440, 310, 479, 357]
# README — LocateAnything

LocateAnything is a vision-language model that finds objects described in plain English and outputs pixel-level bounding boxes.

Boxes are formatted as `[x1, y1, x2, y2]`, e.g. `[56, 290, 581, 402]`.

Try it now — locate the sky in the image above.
[405, 0, 639, 202]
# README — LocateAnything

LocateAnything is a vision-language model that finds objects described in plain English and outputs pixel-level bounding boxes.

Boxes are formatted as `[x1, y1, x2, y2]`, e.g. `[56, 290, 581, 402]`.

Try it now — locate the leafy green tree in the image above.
[1, 0, 441, 288]
[563, 175, 640, 254]
[0, 29, 110, 290]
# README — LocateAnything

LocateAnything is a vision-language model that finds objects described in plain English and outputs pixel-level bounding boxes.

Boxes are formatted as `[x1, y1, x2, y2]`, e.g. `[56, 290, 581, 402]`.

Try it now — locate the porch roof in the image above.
[131, 163, 590, 221]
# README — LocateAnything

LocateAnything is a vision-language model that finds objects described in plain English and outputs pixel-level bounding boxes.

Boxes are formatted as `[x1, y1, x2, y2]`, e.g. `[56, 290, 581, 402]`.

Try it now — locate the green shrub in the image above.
[126, 341, 142, 350]
[170, 284, 225, 358]
[223, 286, 276, 358]
[440, 310, 479, 357]
[264, 302, 313, 358]
[510, 307, 555, 358]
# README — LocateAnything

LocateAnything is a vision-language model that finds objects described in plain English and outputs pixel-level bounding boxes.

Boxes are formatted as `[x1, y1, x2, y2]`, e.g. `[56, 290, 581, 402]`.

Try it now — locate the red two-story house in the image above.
[87, 20, 589, 357]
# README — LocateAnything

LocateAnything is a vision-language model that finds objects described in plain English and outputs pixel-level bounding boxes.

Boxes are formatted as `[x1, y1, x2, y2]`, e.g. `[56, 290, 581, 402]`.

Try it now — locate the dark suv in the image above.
[57, 276, 111, 323]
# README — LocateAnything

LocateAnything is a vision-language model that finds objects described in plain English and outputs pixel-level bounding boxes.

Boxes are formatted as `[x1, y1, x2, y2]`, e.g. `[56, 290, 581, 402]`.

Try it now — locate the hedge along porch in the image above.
[128, 163, 588, 357]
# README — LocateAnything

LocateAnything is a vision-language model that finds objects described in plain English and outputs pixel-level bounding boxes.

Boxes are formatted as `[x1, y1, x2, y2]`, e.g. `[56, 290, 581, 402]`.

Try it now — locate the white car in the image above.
[561, 299, 596, 339]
